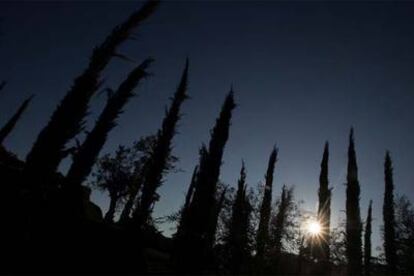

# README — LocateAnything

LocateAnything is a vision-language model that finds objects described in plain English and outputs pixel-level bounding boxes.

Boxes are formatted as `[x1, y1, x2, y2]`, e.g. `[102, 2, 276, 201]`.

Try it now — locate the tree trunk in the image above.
[104, 197, 118, 223]
[119, 190, 138, 223]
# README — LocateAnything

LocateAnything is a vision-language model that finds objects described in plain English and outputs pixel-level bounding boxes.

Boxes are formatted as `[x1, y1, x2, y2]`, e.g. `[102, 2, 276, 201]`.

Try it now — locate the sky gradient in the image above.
[1, 1, 414, 253]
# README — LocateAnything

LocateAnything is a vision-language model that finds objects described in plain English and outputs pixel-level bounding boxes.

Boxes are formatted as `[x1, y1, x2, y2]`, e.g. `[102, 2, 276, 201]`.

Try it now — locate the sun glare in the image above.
[307, 221, 322, 236]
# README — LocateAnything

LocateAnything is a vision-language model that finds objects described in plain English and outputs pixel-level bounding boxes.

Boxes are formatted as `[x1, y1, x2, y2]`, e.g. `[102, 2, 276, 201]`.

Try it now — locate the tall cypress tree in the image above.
[183, 165, 198, 213]
[118, 175, 144, 224]
[383, 151, 397, 273]
[24, 1, 159, 187]
[118, 135, 157, 224]
[0, 95, 34, 145]
[175, 148, 206, 239]
[173, 91, 236, 273]
[272, 185, 293, 258]
[227, 162, 251, 274]
[132, 59, 189, 227]
[65, 59, 152, 218]
[364, 200, 372, 276]
[67, 58, 152, 187]
[206, 186, 227, 253]
[345, 128, 363, 275]
[317, 142, 331, 261]
[256, 147, 278, 259]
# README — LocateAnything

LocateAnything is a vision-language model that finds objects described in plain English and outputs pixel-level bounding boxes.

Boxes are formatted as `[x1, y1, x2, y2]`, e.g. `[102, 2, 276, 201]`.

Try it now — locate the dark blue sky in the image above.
[1, 1, 414, 252]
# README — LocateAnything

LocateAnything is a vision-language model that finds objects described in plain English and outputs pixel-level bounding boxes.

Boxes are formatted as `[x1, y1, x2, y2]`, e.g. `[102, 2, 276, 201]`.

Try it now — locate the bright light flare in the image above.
[307, 220, 322, 236]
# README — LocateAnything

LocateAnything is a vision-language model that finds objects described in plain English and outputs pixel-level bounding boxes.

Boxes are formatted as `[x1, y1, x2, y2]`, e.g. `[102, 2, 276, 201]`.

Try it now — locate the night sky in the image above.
[1, 1, 414, 253]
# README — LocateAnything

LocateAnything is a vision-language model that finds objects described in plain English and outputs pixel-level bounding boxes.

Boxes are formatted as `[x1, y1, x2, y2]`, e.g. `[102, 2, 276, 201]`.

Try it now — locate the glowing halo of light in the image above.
[302, 219, 323, 237]
[308, 221, 321, 236]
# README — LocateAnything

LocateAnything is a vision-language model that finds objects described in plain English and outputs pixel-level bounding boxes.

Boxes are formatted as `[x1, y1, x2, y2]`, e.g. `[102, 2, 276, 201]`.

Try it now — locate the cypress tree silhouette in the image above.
[227, 162, 251, 274]
[317, 142, 331, 262]
[206, 185, 227, 256]
[64, 58, 152, 220]
[256, 147, 278, 259]
[67, 59, 152, 187]
[183, 165, 198, 213]
[175, 149, 205, 239]
[118, 135, 157, 224]
[24, 0, 159, 187]
[364, 200, 372, 276]
[345, 128, 363, 275]
[0, 95, 34, 145]
[118, 172, 143, 224]
[117, 174, 140, 223]
[383, 151, 397, 274]
[132, 59, 189, 227]
[173, 90, 236, 273]
[272, 185, 293, 258]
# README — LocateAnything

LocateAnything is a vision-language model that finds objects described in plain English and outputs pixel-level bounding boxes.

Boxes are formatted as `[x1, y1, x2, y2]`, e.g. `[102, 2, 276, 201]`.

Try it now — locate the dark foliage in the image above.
[64, 59, 152, 220]
[394, 196, 414, 274]
[271, 185, 294, 258]
[132, 59, 189, 228]
[0, 3, 160, 273]
[90, 141, 153, 223]
[225, 162, 252, 274]
[67, 58, 152, 187]
[330, 220, 347, 266]
[256, 147, 278, 259]
[1, 2, 414, 275]
[24, 1, 159, 188]
[383, 151, 397, 274]
[345, 128, 363, 275]
[364, 200, 372, 276]
[173, 91, 236, 273]
[175, 148, 206, 240]
[317, 142, 332, 262]
[183, 166, 198, 214]
[118, 135, 159, 223]
[206, 184, 228, 255]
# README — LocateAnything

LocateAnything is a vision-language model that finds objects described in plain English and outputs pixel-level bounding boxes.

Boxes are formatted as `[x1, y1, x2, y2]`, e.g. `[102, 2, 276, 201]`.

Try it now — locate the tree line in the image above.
[0, 1, 413, 274]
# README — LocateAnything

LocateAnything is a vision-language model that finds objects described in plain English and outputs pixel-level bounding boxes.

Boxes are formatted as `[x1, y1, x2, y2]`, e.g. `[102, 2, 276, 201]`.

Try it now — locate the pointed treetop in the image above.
[239, 161, 246, 184]
[385, 150, 392, 165]
[218, 90, 236, 119]
[181, 57, 189, 82]
[185, 57, 189, 72]
[137, 57, 154, 73]
[270, 145, 278, 162]
[267, 146, 278, 172]
[321, 141, 329, 165]
[170, 58, 189, 104]
[349, 127, 354, 142]
[240, 159, 246, 174]
[264, 146, 278, 186]
[118, 58, 153, 92]
[324, 141, 329, 152]
[367, 200, 373, 220]
[281, 184, 287, 195]
[348, 127, 355, 155]
[226, 86, 235, 105]
[348, 127, 357, 157]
